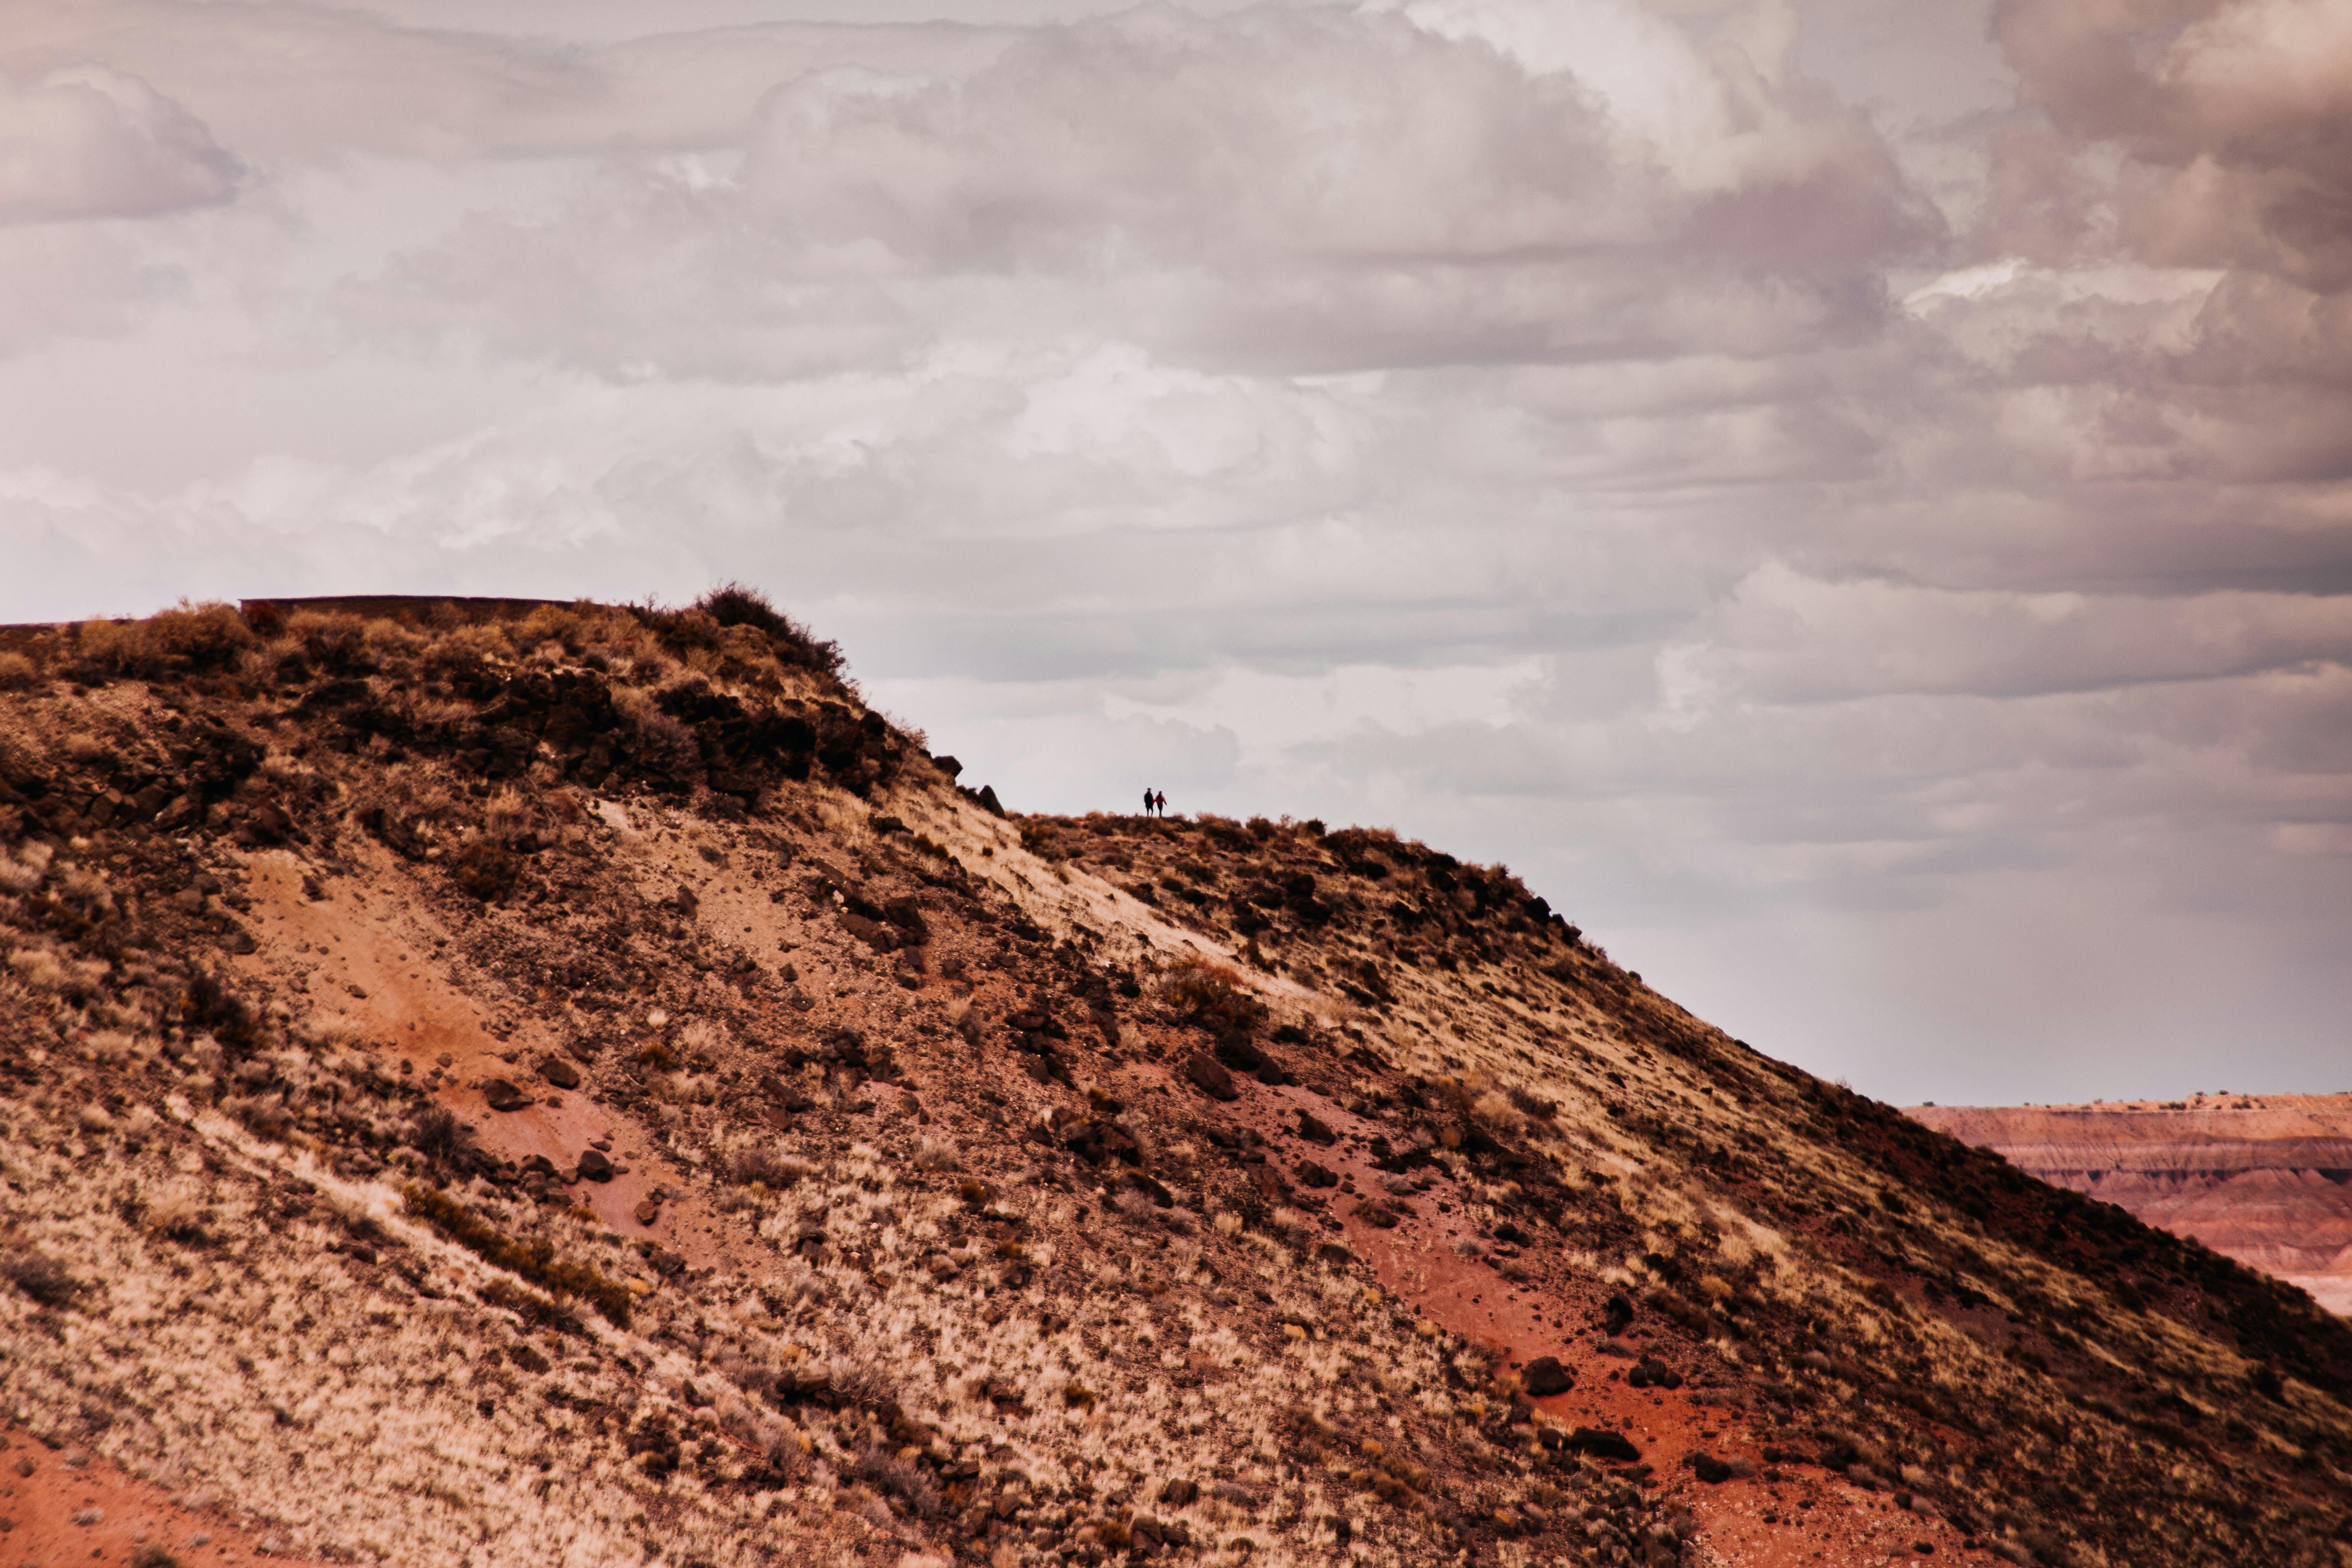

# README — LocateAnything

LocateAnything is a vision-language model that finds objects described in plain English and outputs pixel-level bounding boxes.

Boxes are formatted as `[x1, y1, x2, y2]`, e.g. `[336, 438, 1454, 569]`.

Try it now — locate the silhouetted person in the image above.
[1155, 790, 1168, 818]
[1143, 787, 1155, 818]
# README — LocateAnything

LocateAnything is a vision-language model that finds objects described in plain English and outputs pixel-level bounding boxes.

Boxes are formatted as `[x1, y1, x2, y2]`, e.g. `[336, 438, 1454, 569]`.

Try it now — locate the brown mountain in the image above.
[1909, 1099, 2352, 1318]
[2, 594, 2350, 1568]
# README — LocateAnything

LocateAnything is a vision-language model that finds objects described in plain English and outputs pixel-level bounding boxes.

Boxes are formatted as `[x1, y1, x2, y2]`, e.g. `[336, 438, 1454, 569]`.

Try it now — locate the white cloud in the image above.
[0, 0, 2343, 1103]
[0, 65, 237, 222]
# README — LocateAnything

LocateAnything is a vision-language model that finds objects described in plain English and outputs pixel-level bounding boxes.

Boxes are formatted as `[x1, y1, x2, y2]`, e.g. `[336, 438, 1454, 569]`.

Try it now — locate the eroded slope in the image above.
[1, 597, 2349, 1568]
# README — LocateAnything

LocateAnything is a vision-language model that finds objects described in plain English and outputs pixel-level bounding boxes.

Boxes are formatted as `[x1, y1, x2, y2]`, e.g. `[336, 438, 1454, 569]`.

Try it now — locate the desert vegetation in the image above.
[0, 594, 2348, 1568]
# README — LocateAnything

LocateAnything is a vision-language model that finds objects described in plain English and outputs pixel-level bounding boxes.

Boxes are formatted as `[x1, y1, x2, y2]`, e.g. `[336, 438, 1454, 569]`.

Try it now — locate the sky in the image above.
[2, 0, 2346, 1106]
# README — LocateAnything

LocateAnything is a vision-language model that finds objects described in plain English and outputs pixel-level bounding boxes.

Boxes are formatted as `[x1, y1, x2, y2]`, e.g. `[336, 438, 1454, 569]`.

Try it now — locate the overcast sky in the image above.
[3, 0, 2346, 1106]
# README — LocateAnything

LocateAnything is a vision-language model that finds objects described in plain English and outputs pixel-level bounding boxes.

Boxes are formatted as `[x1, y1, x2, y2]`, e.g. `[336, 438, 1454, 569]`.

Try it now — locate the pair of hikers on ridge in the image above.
[1141, 788, 1168, 818]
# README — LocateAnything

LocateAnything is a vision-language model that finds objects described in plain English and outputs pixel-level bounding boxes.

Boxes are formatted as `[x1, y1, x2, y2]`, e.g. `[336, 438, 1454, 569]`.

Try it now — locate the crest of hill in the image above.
[0, 594, 2348, 1568]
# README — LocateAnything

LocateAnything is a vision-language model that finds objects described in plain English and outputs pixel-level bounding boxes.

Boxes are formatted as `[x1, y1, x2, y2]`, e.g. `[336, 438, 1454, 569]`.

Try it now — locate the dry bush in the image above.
[0, 650, 39, 691]
[74, 600, 256, 679]
[402, 1184, 635, 1326]
[726, 1145, 809, 1188]
[145, 1179, 210, 1242]
[452, 837, 520, 901]
[363, 618, 425, 660]
[406, 1105, 480, 1168]
[634, 583, 844, 682]
[1471, 1091, 1528, 1138]
[281, 610, 370, 675]
[853, 1442, 944, 1520]
[420, 623, 514, 683]
[1159, 956, 1267, 1035]
[484, 788, 533, 840]
[2, 1248, 79, 1307]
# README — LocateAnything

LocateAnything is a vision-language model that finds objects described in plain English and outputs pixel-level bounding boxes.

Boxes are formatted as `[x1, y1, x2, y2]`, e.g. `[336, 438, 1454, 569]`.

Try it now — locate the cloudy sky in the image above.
[4, 0, 2346, 1105]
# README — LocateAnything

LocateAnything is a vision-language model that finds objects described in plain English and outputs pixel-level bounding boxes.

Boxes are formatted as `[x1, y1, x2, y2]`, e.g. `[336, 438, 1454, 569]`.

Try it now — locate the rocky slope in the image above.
[1909, 1100, 2352, 1318]
[2, 594, 2350, 1568]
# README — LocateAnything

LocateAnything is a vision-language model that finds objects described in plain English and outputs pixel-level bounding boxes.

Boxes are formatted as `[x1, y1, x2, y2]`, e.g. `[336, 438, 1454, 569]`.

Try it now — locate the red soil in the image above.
[2, 1428, 311, 1568]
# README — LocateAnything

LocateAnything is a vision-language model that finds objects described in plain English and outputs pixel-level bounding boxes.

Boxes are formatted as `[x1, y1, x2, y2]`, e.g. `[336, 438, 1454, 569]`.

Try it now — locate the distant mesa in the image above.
[1910, 1097, 2352, 1317]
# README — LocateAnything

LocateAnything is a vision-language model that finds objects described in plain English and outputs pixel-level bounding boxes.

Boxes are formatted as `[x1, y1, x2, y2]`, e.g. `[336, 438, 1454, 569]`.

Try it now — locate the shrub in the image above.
[692, 583, 844, 678]
[2, 1249, 79, 1306]
[286, 611, 370, 674]
[406, 1105, 480, 1167]
[1160, 958, 1267, 1035]
[727, 1145, 808, 1188]
[402, 1184, 634, 1326]
[0, 650, 39, 691]
[74, 601, 256, 679]
[452, 837, 520, 901]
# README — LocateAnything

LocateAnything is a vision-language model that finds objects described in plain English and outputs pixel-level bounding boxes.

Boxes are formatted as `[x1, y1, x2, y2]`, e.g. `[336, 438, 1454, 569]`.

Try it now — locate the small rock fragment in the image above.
[576, 1148, 613, 1182]
[539, 1056, 581, 1090]
[482, 1079, 532, 1112]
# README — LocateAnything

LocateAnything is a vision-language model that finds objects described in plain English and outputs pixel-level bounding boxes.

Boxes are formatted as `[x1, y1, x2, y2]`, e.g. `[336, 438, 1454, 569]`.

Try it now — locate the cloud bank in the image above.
[0, 0, 2343, 1103]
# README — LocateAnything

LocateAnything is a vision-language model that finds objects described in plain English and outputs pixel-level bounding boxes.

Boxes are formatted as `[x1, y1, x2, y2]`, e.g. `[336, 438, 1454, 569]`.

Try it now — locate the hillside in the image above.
[1909, 1100, 2352, 1318]
[2, 594, 2350, 1568]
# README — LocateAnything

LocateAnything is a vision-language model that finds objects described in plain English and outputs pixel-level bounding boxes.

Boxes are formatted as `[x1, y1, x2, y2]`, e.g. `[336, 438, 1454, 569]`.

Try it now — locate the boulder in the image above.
[1183, 1052, 1238, 1101]
[482, 1079, 532, 1112]
[1567, 1428, 1641, 1463]
[577, 1148, 614, 1182]
[1522, 1356, 1573, 1397]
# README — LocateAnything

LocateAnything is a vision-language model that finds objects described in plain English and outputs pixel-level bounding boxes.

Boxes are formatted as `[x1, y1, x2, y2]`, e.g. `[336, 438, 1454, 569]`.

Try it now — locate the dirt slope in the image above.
[2, 596, 2349, 1568]
[1909, 1099, 2352, 1317]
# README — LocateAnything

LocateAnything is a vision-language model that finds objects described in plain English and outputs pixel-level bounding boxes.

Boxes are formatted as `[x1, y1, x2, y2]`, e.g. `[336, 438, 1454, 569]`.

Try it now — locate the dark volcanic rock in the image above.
[1569, 1428, 1641, 1463]
[1295, 1160, 1339, 1188]
[1523, 1356, 1573, 1397]
[1183, 1052, 1238, 1101]
[577, 1148, 613, 1182]
[482, 1079, 531, 1112]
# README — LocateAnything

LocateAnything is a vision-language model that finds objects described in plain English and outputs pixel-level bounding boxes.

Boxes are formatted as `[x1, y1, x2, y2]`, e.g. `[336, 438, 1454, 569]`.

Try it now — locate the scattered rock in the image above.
[1160, 1479, 1199, 1507]
[1523, 1356, 1573, 1397]
[577, 1148, 614, 1181]
[1183, 1052, 1238, 1101]
[539, 1056, 581, 1089]
[482, 1080, 532, 1112]
[635, 1197, 662, 1225]
[1691, 1453, 1734, 1483]
[1294, 1109, 1337, 1145]
[1628, 1357, 1683, 1390]
[1295, 1160, 1339, 1188]
[1568, 1428, 1641, 1463]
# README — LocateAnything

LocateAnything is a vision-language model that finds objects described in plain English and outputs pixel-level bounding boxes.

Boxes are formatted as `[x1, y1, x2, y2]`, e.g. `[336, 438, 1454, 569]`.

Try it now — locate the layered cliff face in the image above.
[1908, 1101, 2352, 1318]
[2, 596, 2351, 1568]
